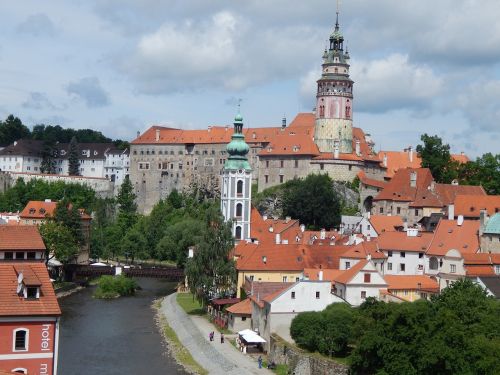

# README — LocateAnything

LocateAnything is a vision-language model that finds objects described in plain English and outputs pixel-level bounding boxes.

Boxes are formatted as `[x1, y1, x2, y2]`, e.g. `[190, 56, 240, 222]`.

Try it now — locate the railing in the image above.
[70, 265, 184, 281]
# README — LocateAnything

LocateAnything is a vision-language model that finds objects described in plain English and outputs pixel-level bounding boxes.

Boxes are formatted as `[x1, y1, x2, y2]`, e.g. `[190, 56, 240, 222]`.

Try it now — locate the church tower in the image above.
[314, 10, 354, 154]
[221, 109, 252, 241]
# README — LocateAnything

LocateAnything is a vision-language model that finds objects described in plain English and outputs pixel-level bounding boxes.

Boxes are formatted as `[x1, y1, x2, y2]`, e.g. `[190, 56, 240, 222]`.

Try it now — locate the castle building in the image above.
[221, 111, 252, 241]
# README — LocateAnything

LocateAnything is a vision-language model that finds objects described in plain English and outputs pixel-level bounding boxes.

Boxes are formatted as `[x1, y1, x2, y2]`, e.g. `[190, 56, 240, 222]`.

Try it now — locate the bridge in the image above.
[67, 264, 184, 282]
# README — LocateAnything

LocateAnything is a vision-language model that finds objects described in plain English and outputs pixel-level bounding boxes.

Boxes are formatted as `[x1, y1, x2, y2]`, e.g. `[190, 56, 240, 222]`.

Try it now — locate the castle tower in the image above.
[314, 10, 354, 154]
[221, 109, 252, 241]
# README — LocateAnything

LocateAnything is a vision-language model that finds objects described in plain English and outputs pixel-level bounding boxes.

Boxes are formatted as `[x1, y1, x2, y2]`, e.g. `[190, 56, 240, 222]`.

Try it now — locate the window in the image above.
[495, 265, 500, 275]
[265, 175, 269, 184]
[345, 261, 351, 269]
[235, 203, 243, 218]
[5, 252, 13, 260]
[315, 291, 320, 299]
[13, 329, 28, 351]
[15, 252, 24, 260]
[429, 257, 439, 270]
[320, 163, 324, 170]
[400, 251, 405, 258]
[400, 263, 406, 272]
[388, 251, 393, 257]
[237, 180, 243, 196]
[235, 226, 242, 240]
[280, 160, 284, 168]
[379, 207, 384, 214]
[419, 252, 424, 259]
[296, 277, 300, 282]
[279, 175, 284, 183]
[397, 207, 401, 214]
[283, 276, 288, 282]
[415, 209, 419, 216]
[26, 287, 38, 299]
[266, 160, 269, 168]
[138, 162, 150, 170]
[291, 291, 295, 299]
[387, 263, 393, 271]
[27, 252, 36, 260]
[241, 317, 247, 321]
[294, 160, 299, 168]
[364, 273, 371, 283]
[249, 275, 254, 281]
[361, 291, 367, 299]
[450, 264, 456, 273]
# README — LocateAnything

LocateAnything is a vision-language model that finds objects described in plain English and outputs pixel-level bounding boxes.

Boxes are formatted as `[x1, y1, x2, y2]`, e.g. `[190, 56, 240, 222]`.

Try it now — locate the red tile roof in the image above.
[0, 263, 61, 316]
[378, 231, 433, 252]
[0, 226, 46, 251]
[20, 200, 57, 219]
[378, 150, 469, 178]
[454, 195, 500, 218]
[226, 298, 252, 315]
[464, 265, 495, 276]
[433, 184, 486, 206]
[340, 241, 386, 260]
[249, 207, 300, 243]
[426, 219, 479, 256]
[384, 275, 439, 292]
[334, 259, 369, 284]
[303, 268, 344, 281]
[357, 171, 386, 189]
[369, 215, 404, 234]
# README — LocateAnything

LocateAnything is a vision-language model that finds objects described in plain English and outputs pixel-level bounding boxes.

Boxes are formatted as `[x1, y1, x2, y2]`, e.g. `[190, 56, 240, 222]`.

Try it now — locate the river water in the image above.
[58, 278, 187, 375]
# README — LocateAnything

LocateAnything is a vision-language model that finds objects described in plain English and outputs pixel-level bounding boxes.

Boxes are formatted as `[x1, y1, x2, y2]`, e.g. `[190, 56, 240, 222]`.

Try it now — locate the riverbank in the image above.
[54, 282, 85, 299]
[159, 292, 273, 375]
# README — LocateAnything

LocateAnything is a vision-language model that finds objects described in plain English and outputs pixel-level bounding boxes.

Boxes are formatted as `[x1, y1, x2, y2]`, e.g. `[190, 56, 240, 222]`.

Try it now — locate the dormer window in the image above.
[29, 208, 36, 214]
[39, 208, 46, 214]
[25, 287, 39, 299]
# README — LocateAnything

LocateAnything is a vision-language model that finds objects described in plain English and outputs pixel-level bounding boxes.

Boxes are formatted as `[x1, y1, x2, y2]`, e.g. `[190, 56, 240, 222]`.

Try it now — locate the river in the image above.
[57, 278, 188, 375]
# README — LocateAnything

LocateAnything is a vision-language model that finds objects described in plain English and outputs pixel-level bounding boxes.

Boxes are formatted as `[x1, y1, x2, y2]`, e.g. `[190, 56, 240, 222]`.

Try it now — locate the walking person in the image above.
[221, 332, 225, 344]
[258, 355, 263, 369]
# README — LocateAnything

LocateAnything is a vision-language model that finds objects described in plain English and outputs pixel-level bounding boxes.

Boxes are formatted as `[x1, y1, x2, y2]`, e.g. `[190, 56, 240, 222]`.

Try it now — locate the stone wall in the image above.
[268, 335, 349, 375]
[0, 172, 11, 193]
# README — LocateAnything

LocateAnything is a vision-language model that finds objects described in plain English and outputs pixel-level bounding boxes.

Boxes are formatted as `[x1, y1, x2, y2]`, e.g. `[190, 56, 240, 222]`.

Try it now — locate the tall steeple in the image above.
[314, 6, 354, 154]
[221, 106, 252, 241]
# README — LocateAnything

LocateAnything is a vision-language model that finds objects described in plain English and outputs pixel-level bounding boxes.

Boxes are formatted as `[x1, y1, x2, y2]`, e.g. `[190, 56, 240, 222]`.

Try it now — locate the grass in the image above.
[154, 301, 208, 375]
[176, 293, 205, 315]
[262, 360, 289, 375]
[93, 275, 137, 299]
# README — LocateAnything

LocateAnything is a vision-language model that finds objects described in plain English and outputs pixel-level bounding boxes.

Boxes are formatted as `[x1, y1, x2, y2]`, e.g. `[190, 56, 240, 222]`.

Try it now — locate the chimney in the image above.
[448, 204, 455, 220]
[136, 131, 140, 138]
[355, 139, 361, 156]
[367, 234, 371, 242]
[300, 224, 305, 233]
[262, 215, 268, 221]
[479, 210, 488, 236]
[457, 215, 464, 226]
[410, 171, 417, 188]
[334, 140, 340, 159]
[262, 256, 267, 264]
[383, 153, 388, 168]
[275, 233, 281, 244]
[408, 146, 413, 162]
[285, 216, 291, 223]
[282, 116, 287, 129]
[207, 126, 212, 132]
[320, 229, 326, 240]
[318, 270, 323, 281]
[155, 128, 160, 142]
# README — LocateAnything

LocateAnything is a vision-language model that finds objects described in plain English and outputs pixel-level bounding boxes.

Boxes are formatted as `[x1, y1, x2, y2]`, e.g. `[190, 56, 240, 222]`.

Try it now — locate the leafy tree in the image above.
[0, 115, 30, 146]
[458, 153, 500, 195]
[185, 206, 235, 305]
[68, 136, 80, 176]
[53, 199, 84, 246]
[40, 141, 57, 174]
[318, 303, 354, 356]
[116, 175, 137, 231]
[121, 225, 148, 263]
[282, 174, 341, 230]
[416, 134, 458, 183]
[39, 221, 79, 264]
[290, 311, 323, 351]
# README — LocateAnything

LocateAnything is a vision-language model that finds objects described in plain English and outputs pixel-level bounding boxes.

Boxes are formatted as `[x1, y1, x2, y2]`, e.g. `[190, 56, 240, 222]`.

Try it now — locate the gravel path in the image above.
[160, 293, 272, 375]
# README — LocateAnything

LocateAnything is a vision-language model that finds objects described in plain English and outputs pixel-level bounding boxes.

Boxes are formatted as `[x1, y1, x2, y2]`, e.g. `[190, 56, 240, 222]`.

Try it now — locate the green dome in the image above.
[226, 134, 249, 156]
[234, 112, 243, 123]
[224, 110, 251, 171]
[485, 213, 500, 234]
[330, 30, 343, 40]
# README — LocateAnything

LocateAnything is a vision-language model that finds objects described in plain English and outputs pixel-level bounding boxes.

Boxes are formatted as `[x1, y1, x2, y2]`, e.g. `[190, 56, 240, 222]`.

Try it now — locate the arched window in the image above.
[319, 105, 325, 118]
[236, 203, 243, 218]
[13, 328, 28, 351]
[334, 67, 338, 74]
[235, 226, 242, 240]
[345, 105, 351, 119]
[237, 180, 243, 196]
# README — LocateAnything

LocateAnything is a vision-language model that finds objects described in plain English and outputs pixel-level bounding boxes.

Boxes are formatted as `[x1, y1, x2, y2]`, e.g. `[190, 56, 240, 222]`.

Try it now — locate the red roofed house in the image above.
[453, 195, 500, 219]
[250, 281, 343, 351]
[0, 263, 61, 375]
[19, 200, 92, 264]
[0, 226, 46, 262]
[226, 298, 252, 333]
[333, 259, 387, 306]
[383, 275, 439, 302]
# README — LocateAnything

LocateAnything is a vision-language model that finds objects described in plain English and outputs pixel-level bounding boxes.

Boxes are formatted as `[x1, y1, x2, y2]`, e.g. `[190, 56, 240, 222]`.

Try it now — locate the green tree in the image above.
[39, 221, 79, 264]
[116, 175, 137, 231]
[121, 226, 148, 263]
[40, 141, 56, 174]
[68, 136, 80, 176]
[282, 174, 341, 230]
[185, 206, 235, 305]
[458, 153, 500, 195]
[0, 115, 30, 146]
[318, 303, 354, 356]
[53, 199, 84, 246]
[416, 134, 458, 183]
[290, 311, 323, 352]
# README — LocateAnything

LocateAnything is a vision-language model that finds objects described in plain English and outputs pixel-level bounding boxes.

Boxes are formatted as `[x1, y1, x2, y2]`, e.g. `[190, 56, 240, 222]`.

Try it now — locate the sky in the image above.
[0, 0, 499, 157]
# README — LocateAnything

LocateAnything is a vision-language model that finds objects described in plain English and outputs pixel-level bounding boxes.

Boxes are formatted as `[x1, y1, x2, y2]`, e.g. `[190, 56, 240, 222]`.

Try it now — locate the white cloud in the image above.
[456, 80, 500, 132]
[66, 77, 111, 108]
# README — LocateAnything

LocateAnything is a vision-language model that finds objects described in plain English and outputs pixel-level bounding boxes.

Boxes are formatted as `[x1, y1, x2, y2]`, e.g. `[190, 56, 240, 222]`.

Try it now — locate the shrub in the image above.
[93, 275, 137, 299]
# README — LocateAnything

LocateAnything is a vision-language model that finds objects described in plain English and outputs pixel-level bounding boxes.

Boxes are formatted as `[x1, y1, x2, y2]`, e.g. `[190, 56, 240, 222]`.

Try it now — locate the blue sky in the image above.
[0, 1, 499, 157]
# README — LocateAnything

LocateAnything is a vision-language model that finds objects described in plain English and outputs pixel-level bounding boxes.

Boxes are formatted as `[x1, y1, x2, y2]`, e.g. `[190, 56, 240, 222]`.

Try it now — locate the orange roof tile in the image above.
[0, 263, 61, 316]
[464, 265, 495, 276]
[378, 231, 433, 252]
[370, 215, 404, 234]
[0, 226, 46, 251]
[384, 275, 439, 292]
[334, 259, 369, 284]
[340, 241, 386, 260]
[378, 150, 469, 178]
[249, 207, 300, 244]
[433, 184, 485, 206]
[462, 253, 493, 265]
[357, 171, 386, 189]
[303, 268, 344, 281]
[226, 298, 252, 315]
[20, 200, 57, 219]
[426, 219, 479, 256]
[454, 195, 500, 218]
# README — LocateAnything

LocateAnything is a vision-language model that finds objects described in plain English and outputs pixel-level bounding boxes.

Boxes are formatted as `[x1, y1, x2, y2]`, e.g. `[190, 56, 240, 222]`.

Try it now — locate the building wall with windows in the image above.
[383, 250, 425, 275]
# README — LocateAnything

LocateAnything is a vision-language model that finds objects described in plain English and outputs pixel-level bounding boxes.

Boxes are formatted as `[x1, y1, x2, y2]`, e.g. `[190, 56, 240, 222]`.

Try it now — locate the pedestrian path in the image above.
[161, 293, 272, 375]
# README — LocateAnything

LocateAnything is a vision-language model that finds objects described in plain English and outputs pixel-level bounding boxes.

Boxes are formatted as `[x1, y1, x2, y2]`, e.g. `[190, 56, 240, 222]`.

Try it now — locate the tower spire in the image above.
[335, 0, 341, 31]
